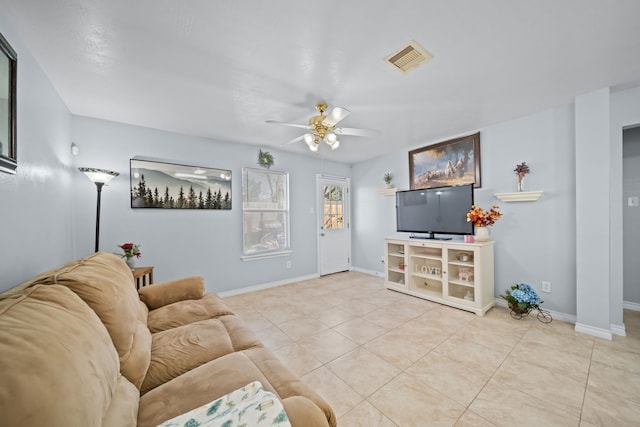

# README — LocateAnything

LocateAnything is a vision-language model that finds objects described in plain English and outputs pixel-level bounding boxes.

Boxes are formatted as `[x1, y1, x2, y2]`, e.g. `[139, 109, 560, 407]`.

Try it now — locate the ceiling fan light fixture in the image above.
[268, 101, 379, 152]
[305, 137, 318, 152]
[303, 133, 315, 144]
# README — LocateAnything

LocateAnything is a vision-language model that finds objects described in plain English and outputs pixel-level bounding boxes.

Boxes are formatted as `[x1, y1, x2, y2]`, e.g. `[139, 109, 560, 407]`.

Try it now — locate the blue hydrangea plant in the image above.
[501, 283, 552, 323]
[500, 283, 542, 314]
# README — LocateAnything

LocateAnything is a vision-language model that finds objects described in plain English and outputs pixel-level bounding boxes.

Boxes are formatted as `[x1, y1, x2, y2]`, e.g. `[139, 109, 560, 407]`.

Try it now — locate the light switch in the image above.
[629, 196, 639, 207]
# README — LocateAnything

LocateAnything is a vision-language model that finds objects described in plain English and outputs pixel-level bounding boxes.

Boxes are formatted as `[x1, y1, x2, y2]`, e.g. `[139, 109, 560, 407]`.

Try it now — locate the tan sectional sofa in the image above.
[0, 252, 335, 427]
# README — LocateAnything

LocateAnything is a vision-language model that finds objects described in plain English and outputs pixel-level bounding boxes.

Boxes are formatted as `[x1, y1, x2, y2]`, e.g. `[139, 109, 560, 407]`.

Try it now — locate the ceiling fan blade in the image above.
[280, 134, 306, 146]
[335, 127, 381, 137]
[266, 120, 310, 130]
[323, 106, 350, 127]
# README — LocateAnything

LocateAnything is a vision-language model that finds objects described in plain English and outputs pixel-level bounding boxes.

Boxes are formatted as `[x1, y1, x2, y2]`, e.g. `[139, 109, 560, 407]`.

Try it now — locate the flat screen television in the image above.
[396, 184, 474, 240]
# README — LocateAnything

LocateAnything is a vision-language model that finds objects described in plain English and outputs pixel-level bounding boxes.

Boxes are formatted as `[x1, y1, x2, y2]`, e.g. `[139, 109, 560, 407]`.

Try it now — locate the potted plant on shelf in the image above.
[383, 173, 393, 188]
[514, 162, 530, 192]
[118, 243, 141, 270]
[500, 283, 552, 323]
[466, 204, 502, 242]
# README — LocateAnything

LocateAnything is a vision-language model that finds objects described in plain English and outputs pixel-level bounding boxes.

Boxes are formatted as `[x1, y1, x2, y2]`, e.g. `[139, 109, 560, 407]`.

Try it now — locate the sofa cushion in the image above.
[138, 276, 204, 310]
[25, 252, 152, 389]
[146, 293, 233, 333]
[138, 351, 279, 427]
[0, 285, 127, 426]
[102, 375, 140, 427]
[218, 314, 263, 351]
[141, 318, 235, 394]
[141, 314, 263, 394]
[138, 347, 335, 427]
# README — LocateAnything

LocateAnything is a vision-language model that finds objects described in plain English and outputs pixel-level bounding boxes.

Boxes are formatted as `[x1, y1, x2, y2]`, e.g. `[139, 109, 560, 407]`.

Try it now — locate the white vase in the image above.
[125, 256, 136, 270]
[474, 226, 490, 242]
[517, 176, 524, 192]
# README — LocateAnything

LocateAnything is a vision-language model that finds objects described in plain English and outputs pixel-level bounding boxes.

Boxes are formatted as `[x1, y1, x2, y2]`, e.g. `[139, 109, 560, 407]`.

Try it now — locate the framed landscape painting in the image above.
[130, 159, 231, 209]
[409, 132, 481, 189]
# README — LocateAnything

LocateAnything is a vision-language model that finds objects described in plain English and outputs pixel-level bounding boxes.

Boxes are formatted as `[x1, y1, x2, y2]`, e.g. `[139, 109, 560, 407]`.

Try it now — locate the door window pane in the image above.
[324, 185, 344, 229]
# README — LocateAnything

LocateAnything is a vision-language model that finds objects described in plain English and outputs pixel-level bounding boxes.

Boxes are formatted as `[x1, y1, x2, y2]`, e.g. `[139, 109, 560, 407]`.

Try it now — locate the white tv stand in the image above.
[384, 237, 495, 315]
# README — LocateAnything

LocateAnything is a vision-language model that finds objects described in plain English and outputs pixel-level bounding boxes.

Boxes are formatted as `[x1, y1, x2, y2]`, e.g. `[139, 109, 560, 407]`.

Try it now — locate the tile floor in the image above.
[223, 272, 640, 427]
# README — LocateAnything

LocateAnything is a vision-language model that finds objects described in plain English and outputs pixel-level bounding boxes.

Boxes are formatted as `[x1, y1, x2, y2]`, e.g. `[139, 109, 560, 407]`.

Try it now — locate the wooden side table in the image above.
[132, 266, 154, 290]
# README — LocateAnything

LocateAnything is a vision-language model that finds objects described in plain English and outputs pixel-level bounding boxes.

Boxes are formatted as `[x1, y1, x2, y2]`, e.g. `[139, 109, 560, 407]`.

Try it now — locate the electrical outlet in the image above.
[541, 281, 552, 293]
[286, 261, 291, 269]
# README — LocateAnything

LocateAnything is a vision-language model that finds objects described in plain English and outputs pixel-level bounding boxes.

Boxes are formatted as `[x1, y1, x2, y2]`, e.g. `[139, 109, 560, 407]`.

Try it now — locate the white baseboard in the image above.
[493, 298, 576, 324]
[623, 301, 640, 311]
[575, 323, 613, 340]
[494, 299, 628, 338]
[350, 266, 384, 277]
[217, 273, 319, 298]
[218, 268, 383, 298]
[611, 323, 626, 337]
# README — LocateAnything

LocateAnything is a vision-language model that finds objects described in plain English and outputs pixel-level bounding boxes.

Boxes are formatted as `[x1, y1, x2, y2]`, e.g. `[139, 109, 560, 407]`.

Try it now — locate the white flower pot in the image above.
[474, 226, 490, 242]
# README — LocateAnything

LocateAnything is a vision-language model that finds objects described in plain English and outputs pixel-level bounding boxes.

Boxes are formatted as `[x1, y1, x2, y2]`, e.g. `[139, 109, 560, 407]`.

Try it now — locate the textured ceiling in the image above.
[2, 0, 640, 163]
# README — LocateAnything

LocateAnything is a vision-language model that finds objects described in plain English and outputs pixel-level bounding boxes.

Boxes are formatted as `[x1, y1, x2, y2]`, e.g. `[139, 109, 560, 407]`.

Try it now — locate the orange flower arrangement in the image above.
[467, 204, 503, 227]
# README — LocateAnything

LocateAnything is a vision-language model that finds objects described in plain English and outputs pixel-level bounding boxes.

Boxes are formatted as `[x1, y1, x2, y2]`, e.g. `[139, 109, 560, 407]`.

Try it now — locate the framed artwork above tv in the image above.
[409, 132, 481, 189]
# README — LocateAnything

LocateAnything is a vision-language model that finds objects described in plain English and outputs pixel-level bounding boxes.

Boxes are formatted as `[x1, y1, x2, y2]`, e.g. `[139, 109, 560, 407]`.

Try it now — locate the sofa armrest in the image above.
[138, 276, 205, 310]
[282, 396, 333, 427]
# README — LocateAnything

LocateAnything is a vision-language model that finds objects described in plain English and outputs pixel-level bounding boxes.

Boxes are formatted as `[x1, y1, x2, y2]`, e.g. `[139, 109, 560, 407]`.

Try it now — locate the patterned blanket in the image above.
[157, 381, 291, 427]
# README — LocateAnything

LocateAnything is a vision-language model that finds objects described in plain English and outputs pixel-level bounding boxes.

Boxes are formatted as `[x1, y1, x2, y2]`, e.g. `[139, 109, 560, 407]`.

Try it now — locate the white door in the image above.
[317, 175, 350, 275]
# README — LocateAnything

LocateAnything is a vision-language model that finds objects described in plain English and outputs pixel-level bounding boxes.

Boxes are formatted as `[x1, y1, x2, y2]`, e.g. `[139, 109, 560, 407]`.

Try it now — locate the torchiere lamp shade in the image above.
[79, 167, 119, 252]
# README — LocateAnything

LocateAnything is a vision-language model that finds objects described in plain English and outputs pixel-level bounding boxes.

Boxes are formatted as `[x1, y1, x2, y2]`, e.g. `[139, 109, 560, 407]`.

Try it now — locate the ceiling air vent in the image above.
[385, 40, 433, 73]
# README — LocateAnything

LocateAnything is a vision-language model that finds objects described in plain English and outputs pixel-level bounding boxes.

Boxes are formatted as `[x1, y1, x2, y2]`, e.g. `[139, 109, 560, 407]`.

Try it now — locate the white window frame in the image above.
[241, 167, 291, 261]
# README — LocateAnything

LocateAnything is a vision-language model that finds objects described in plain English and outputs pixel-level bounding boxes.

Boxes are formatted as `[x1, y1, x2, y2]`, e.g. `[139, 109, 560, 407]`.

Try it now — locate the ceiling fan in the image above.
[266, 102, 379, 152]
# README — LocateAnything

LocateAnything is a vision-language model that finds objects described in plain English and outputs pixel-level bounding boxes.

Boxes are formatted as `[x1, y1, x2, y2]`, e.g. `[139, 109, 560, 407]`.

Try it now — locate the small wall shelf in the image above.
[494, 190, 544, 202]
[378, 187, 399, 196]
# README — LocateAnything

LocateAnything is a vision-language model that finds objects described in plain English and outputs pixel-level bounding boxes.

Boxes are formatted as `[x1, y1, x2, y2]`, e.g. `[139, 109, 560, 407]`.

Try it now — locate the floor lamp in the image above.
[79, 167, 119, 252]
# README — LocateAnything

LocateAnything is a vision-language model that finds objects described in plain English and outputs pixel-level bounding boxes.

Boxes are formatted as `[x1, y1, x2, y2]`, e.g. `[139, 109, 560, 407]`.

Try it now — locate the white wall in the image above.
[623, 126, 640, 305]
[70, 116, 351, 293]
[575, 88, 611, 337]
[611, 85, 640, 330]
[0, 12, 74, 292]
[353, 104, 579, 316]
[351, 149, 408, 276]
